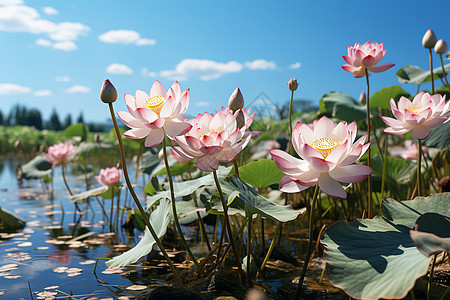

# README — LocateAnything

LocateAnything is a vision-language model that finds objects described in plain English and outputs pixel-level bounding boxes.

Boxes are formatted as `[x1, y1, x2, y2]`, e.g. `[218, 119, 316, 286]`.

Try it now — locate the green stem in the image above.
[246, 215, 253, 286]
[429, 48, 435, 94]
[439, 54, 450, 88]
[288, 90, 294, 155]
[107, 103, 184, 287]
[365, 69, 373, 218]
[427, 254, 437, 300]
[292, 184, 319, 299]
[418, 139, 423, 197]
[110, 186, 114, 230]
[259, 221, 281, 273]
[162, 136, 205, 274]
[61, 162, 73, 196]
[381, 133, 388, 201]
[213, 170, 246, 281]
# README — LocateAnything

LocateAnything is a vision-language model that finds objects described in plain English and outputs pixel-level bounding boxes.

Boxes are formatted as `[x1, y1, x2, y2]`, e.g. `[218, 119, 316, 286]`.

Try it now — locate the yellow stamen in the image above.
[199, 129, 222, 139]
[311, 138, 341, 159]
[407, 105, 421, 114]
[145, 96, 165, 114]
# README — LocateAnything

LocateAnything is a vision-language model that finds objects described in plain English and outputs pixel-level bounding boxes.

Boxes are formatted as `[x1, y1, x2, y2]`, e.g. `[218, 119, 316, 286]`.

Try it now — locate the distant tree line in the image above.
[0, 104, 106, 132]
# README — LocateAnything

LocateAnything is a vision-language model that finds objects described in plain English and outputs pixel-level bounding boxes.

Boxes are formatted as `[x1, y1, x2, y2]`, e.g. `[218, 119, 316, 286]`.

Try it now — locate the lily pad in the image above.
[238, 159, 285, 189]
[396, 63, 450, 85]
[322, 193, 449, 300]
[106, 198, 170, 268]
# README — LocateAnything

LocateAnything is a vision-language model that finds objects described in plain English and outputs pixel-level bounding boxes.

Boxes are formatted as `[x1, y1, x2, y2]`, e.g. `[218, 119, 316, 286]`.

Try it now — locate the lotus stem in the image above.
[213, 170, 246, 281]
[380, 133, 388, 203]
[258, 221, 281, 273]
[107, 103, 184, 287]
[417, 139, 423, 196]
[427, 254, 437, 300]
[439, 54, 450, 88]
[61, 162, 73, 196]
[292, 183, 319, 300]
[288, 89, 295, 155]
[162, 135, 205, 274]
[110, 186, 114, 230]
[365, 69, 373, 218]
[429, 48, 435, 94]
[246, 215, 252, 286]
[192, 190, 211, 251]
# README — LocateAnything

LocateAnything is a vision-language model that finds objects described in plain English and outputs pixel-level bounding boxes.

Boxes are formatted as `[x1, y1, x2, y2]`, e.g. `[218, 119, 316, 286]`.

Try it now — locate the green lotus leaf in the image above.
[170, 199, 208, 225]
[63, 123, 89, 140]
[214, 175, 306, 221]
[238, 159, 284, 189]
[106, 198, 170, 268]
[410, 231, 450, 257]
[422, 121, 450, 150]
[21, 155, 52, 179]
[139, 148, 161, 175]
[369, 85, 410, 110]
[322, 193, 449, 300]
[70, 186, 108, 202]
[0, 207, 26, 231]
[396, 63, 450, 85]
[410, 212, 450, 257]
[145, 166, 232, 209]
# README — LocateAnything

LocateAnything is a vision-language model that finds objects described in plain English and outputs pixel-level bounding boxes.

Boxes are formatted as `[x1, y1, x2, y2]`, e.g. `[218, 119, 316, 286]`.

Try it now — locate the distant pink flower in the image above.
[400, 141, 426, 161]
[95, 167, 122, 188]
[381, 92, 449, 139]
[342, 41, 395, 78]
[173, 109, 252, 172]
[264, 140, 280, 150]
[44, 142, 76, 167]
[117, 80, 192, 147]
[270, 116, 372, 199]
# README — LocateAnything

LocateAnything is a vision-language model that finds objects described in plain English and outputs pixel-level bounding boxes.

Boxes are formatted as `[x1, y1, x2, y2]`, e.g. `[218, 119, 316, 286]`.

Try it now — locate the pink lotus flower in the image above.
[44, 142, 76, 167]
[381, 92, 450, 139]
[400, 140, 426, 161]
[270, 116, 372, 199]
[117, 80, 192, 147]
[173, 109, 252, 172]
[342, 41, 395, 78]
[171, 149, 191, 164]
[95, 167, 122, 188]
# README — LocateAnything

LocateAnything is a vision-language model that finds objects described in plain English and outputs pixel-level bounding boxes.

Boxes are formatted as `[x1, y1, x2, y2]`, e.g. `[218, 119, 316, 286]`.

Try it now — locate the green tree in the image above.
[48, 109, 62, 131]
[63, 114, 72, 129]
[27, 109, 43, 130]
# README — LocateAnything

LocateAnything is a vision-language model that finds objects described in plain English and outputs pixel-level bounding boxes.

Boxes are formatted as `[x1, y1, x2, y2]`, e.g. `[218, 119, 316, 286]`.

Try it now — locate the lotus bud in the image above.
[359, 91, 366, 104]
[94, 133, 103, 144]
[14, 139, 23, 151]
[228, 87, 244, 112]
[100, 79, 118, 103]
[236, 110, 245, 129]
[435, 39, 448, 54]
[422, 29, 437, 49]
[288, 78, 298, 91]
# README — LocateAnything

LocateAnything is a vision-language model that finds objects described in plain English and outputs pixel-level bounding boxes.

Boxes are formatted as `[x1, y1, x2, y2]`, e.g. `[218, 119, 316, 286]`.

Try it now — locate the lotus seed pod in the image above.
[422, 29, 437, 49]
[288, 78, 298, 91]
[435, 39, 448, 54]
[228, 87, 244, 112]
[100, 79, 118, 103]
[359, 91, 366, 104]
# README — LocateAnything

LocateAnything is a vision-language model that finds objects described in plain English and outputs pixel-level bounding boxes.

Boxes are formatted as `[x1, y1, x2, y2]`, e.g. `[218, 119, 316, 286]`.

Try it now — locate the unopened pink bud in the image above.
[100, 79, 118, 103]
[435, 39, 448, 54]
[422, 29, 437, 49]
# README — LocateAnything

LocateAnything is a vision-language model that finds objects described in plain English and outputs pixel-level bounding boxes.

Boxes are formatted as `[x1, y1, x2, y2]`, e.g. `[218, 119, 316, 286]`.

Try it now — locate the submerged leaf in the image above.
[106, 198, 170, 268]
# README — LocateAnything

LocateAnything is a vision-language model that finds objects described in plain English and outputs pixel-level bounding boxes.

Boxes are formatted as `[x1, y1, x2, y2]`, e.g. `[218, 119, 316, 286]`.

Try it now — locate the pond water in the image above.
[0, 157, 173, 299]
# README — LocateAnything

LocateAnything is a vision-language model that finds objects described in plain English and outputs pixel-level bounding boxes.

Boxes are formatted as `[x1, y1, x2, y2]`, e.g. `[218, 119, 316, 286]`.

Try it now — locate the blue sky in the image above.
[0, 0, 449, 123]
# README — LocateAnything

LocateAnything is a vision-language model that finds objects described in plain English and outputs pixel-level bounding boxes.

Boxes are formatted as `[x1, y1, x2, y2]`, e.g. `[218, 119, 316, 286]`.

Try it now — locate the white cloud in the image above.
[244, 59, 277, 70]
[290, 62, 301, 69]
[55, 76, 70, 82]
[0, 83, 31, 95]
[53, 41, 77, 51]
[98, 30, 156, 46]
[0, 4, 89, 50]
[35, 38, 51, 47]
[160, 59, 243, 81]
[34, 89, 52, 97]
[65, 85, 90, 93]
[141, 68, 157, 77]
[42, 6, 58, 15]
[0, 0, 23, 5]
[196, 101, 209, 107]
[135, 38, 156, 46]
[106, 63, 133, 75]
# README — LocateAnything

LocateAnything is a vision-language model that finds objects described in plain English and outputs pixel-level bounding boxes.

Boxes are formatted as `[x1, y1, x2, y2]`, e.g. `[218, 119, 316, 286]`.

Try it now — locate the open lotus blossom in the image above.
[117, 80, 192, 147]
[400, 140, 426, 161]
[44, 142, 76, 167]
[218, 106, 257, 132]
[381, 92, 450, 139]
[342, 41, 395, 78]
[270, 116, 372, 199]
[173, 109, 252, 172]
[95, 167, 122, 188]
[171, 149, 191, 164]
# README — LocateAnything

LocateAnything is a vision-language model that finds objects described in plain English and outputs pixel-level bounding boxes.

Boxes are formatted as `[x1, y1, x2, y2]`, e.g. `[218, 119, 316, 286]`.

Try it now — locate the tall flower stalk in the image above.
[422, 29, 437, 94]
[435, 39, 450, 88]
[101, 79, 184, 286]
[365, 69, 373, 217]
